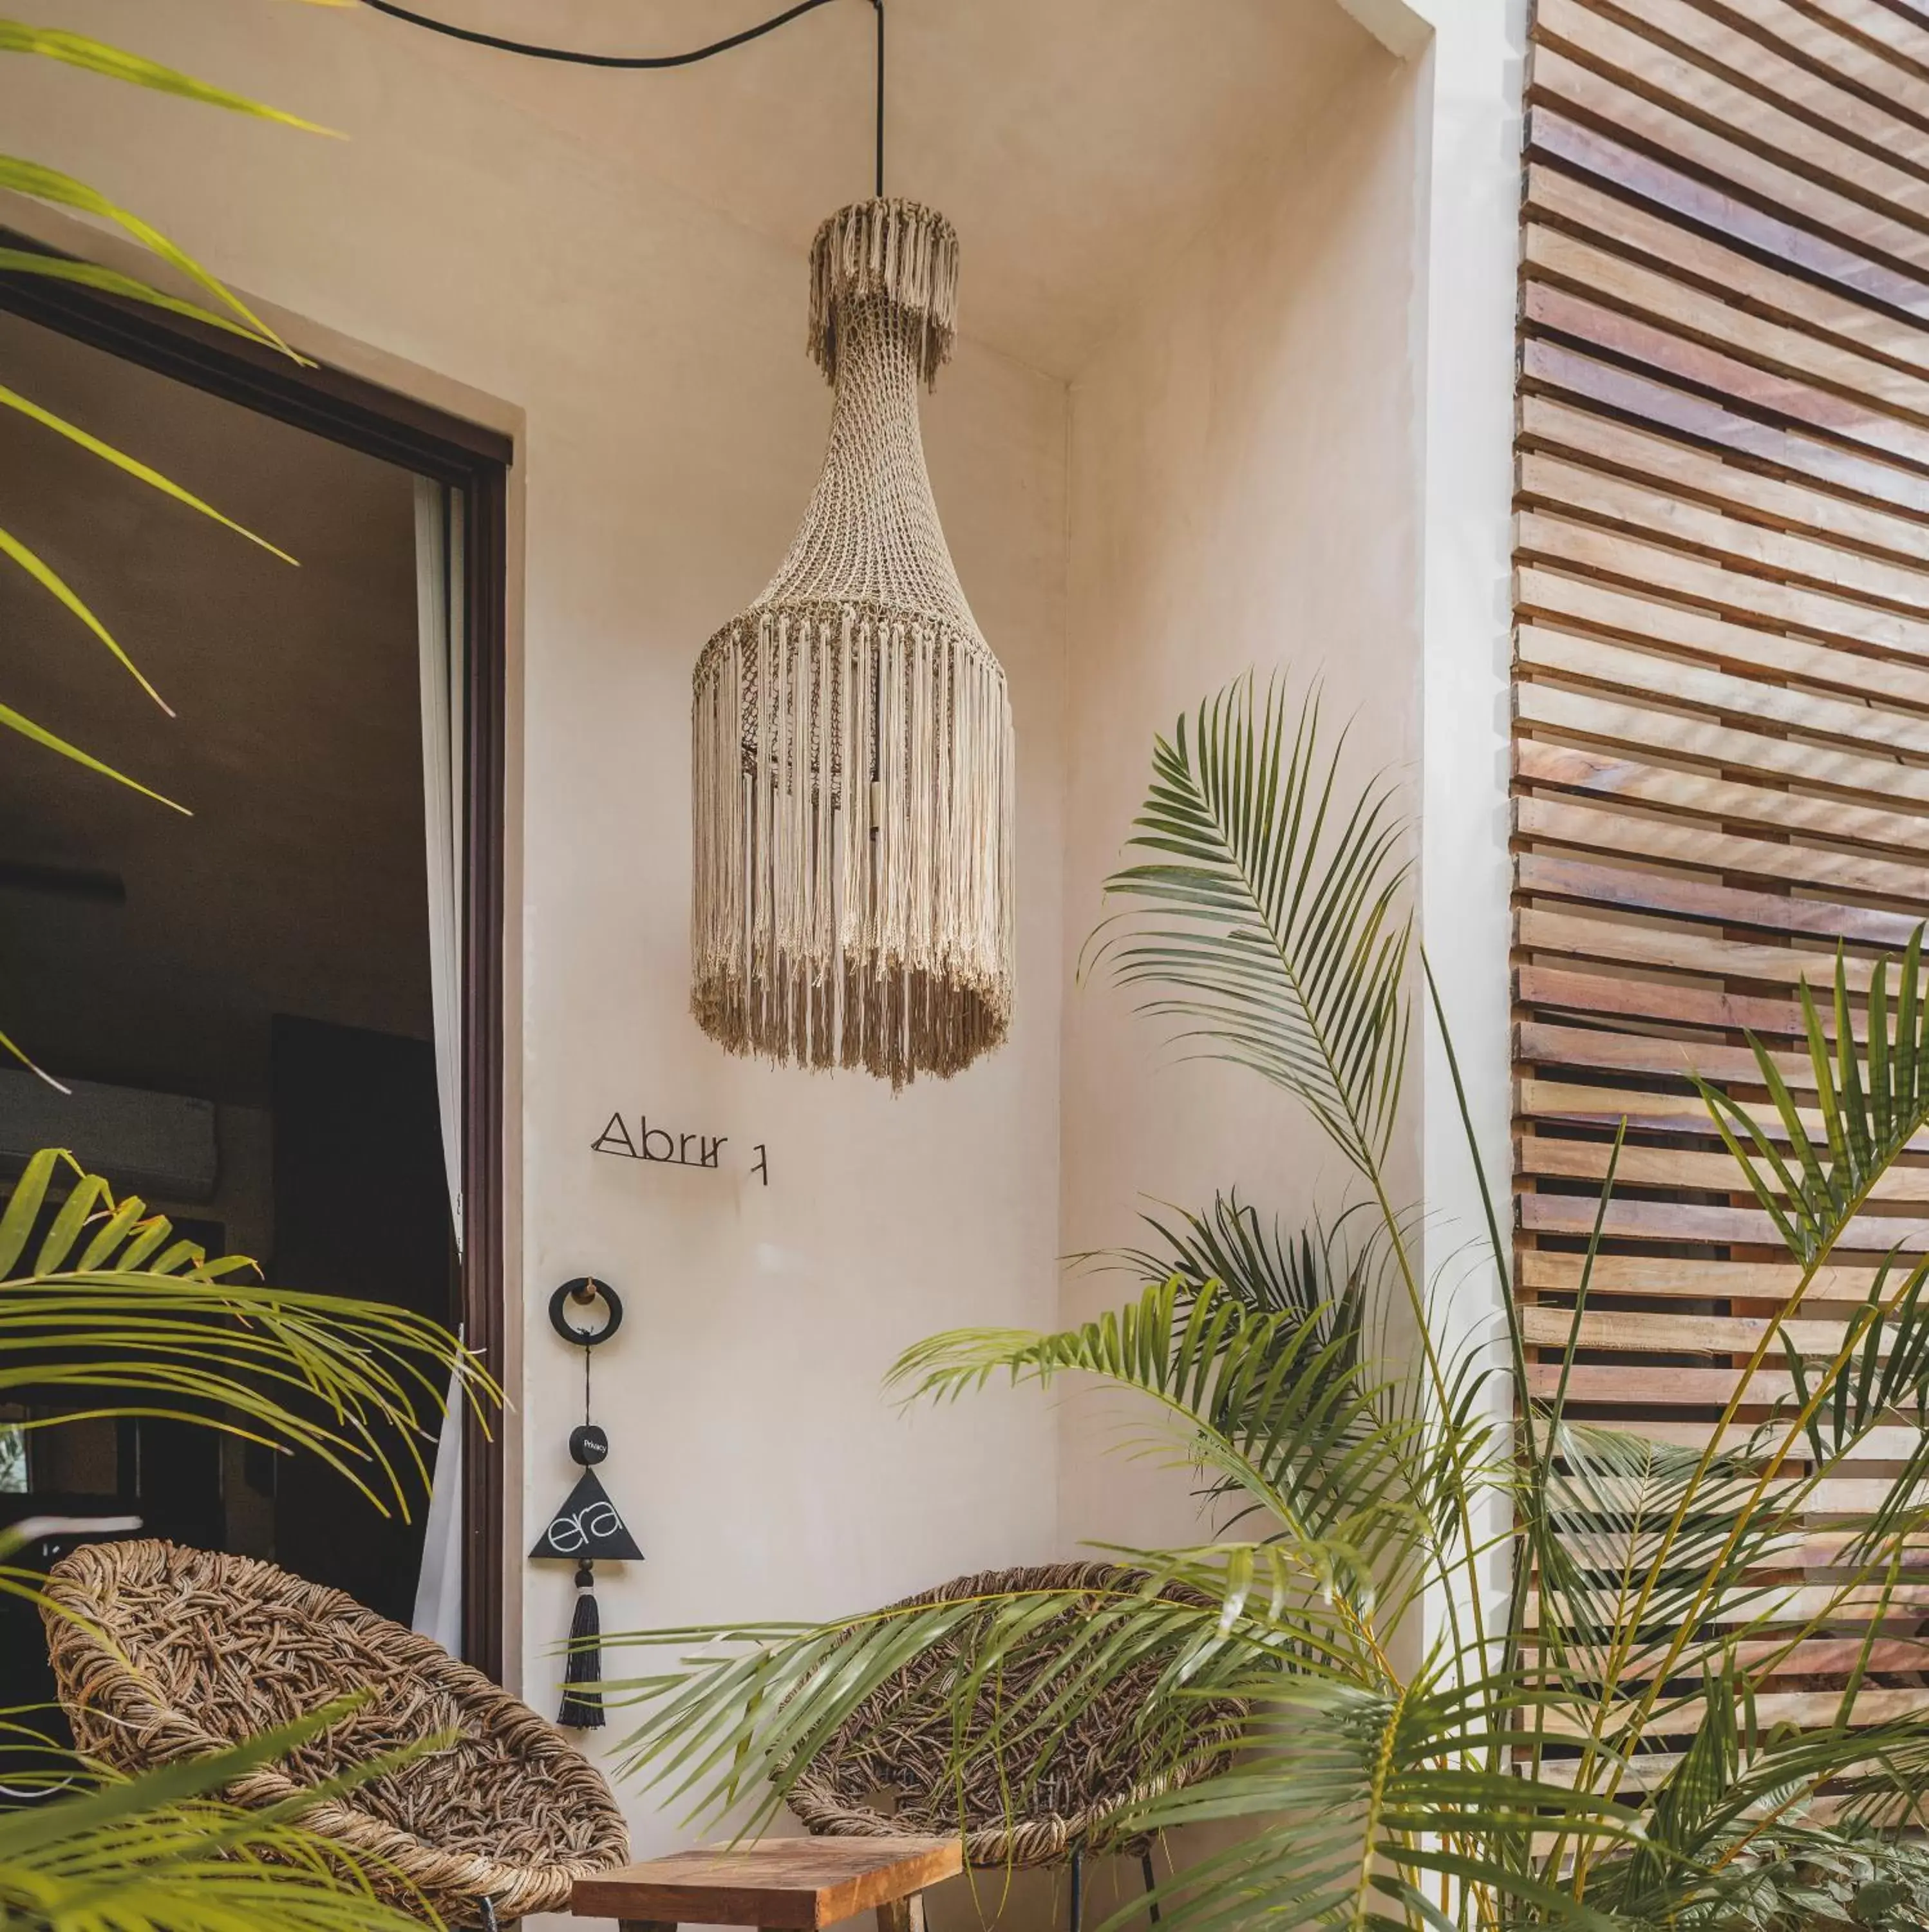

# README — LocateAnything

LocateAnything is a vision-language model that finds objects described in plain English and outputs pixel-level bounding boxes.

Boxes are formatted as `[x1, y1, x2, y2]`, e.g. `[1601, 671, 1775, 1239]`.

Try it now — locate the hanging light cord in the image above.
[361, 0, 887, 195]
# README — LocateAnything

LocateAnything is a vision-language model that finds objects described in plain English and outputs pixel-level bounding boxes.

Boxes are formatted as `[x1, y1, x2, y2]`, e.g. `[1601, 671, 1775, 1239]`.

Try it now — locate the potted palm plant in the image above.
[607, 675, 1929, 1932]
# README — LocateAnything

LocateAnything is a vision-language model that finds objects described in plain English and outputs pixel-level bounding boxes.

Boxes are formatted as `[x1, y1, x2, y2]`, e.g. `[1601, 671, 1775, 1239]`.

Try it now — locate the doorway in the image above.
[0, 249, 509, 1683]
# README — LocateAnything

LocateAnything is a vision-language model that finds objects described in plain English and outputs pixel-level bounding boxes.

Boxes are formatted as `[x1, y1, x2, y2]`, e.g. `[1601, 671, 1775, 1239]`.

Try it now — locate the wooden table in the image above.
[572, 1836, 963, 1932]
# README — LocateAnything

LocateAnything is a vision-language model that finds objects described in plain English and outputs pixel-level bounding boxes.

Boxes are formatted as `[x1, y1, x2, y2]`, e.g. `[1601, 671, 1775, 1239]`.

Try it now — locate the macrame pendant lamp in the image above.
[692, 199, 1014, 1088]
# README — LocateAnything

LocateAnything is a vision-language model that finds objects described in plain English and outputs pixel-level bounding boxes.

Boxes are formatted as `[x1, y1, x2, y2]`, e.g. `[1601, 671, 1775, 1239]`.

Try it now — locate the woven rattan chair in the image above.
[42, 1539, 628, 1927]
[786, 1562, 1245, 1931]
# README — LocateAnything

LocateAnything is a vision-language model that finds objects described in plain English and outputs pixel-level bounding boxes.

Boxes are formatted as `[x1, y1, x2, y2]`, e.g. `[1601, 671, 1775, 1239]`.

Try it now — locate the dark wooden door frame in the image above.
[0, 234, 514, 1680]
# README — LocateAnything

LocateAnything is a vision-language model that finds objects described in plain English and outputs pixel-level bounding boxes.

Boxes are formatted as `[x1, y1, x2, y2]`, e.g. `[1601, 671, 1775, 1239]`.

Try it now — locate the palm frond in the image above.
[0, 520, 171, 710]
[1534, 1425, 1789, 1678]
[1115, 1191, 1366, 1364]
[890, 1280, 1421, 1610]
[0, 18, 464, 1932]
[1121, 1673, 1631, 1932]
[0, 383, 295, 562]
[0, 249, 292, 340]
[0, 1702, 438, 1932]
[1086, 674, 1411, 1179]
[1602, 1654, 1751, 1918]
[0, 1022, 69, 1093]
[0, 33, 314, 828]
[1776, 1253, 1929, 1566]
[1545, 939, 1929, 1807]
[605, 695, 1929, 1932]
[605, 1581, 1280, 1835]
[0, 692, 185, 809]
[0, 1149, 491, 1517]
[0, 156, 294, 354]
[0, 23, 337, 133]
[1698, 936, 1929, 1270]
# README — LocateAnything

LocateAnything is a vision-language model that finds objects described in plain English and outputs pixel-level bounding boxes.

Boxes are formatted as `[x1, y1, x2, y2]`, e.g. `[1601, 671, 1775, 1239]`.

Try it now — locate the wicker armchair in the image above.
[42, 1539, 628, 1927]
[786, 1563, 1245, 1928]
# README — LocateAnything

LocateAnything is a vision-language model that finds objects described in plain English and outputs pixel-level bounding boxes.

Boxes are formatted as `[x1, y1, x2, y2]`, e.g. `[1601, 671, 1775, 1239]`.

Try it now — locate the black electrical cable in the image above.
[361, 0, 886, 193]
[359, 0, 835, 70]
[872, 0, 883, 199]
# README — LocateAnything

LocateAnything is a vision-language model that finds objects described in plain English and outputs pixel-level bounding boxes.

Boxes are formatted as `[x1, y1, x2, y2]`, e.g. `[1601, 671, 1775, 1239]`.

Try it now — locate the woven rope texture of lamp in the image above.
[692, 198, 1015, 1088]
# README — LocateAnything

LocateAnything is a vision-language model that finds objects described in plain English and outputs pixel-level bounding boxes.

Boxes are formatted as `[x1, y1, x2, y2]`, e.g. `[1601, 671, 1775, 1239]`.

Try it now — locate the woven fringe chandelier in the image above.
[691, 198, 1015, 1088]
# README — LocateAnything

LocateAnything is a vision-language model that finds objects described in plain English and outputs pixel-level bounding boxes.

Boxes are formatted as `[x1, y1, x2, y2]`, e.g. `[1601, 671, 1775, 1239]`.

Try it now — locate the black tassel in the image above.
[558, 1560, 605, 1729]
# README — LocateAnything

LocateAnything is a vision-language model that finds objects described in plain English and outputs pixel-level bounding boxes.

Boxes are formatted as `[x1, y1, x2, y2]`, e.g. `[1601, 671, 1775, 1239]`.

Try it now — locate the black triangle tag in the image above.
[528, 1468, 645, 1561]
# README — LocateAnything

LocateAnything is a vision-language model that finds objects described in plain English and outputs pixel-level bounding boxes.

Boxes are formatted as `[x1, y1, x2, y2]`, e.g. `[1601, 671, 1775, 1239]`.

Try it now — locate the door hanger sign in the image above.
[530, 1277, 641, 1727]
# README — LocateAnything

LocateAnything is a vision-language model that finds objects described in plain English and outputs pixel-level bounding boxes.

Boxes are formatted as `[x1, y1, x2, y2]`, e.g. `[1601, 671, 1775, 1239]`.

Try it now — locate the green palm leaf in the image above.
[1087, 674, 1411, 1179]
[0, 23, 338, 133]
[1698, 935, 1929, 1269]
[1581, 936, 1929, 1799]
[0, 20, 480, 1932]
[0, 693, 186, 810]
[1535, 1425, 1785, 1676]
[0, 1701, 438, 1932]
[1078, 675, 1503, 1646]
[0, 383, 296, 562]
[0, 520, 171, 710]
[891, 1280, 1421, 1611]
[1124, 1674, 1630, 1932]
[0, 17, 317, 832]
[0, 249, 290, 341]
[0, 156, 292, 354]
[605, 1581, 1275, 1835]
[1116, 1191, 1366, 1361]
[0, 1149, 492, 1519]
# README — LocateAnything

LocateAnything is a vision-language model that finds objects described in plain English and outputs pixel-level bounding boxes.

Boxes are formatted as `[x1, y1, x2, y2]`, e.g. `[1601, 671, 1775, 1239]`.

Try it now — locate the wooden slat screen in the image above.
[1512, 0, 1929, 1719]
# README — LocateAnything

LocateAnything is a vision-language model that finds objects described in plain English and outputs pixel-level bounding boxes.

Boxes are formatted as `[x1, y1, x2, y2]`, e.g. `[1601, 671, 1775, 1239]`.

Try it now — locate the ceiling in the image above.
[366, 0, 1383, 379]
[0, 310, 431, 1106]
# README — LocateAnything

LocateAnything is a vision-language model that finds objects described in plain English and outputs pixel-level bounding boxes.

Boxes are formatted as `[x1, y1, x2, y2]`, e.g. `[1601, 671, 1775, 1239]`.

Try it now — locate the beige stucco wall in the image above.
[1055, 43, 1425, 1551]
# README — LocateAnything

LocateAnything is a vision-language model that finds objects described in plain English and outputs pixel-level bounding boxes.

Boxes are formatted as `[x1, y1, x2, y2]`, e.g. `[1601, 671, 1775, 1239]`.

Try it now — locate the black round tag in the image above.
[548, 1276, 623, 1347]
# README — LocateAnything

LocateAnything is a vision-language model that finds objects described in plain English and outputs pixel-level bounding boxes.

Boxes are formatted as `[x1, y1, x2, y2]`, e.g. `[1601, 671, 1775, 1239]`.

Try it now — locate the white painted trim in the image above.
[1335, 0, 1433, 61]
[1409, 0, 1527, 1633]
[1337, 0, 1523, 1325]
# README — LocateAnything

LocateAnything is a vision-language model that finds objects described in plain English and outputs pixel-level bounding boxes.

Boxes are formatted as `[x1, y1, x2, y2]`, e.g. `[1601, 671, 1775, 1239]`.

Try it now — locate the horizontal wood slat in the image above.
[1517, 905, 1883, 987]
[1515, 792, 1929, 900]
[1515, 1130, 1929, 1204]
[1520, 1075, 1929, 1155]
[1526, 105, 1929, 316]
[1521, 336, 1929, 516]
[1529, 42, 1929, 276]
[1518, 1250, 1905, 1299]
[1514, 0, 1929, 1705]
[1514, 739, 1929, 853]
[1525, 281, 1929, 474]
[1518, 1302, 1908, 1355]
[1518, 851, 1924, 946]
[1518, 397, 1929, 560]
[1523, 164, 1929, 385]
[1515, 681, 1929, 806]
[1524, 224, 1929, 428]
[1516, 962, 1861, 1038]
[1519, 1191, 1929, 1250]
[1516, 513, 1929, 654]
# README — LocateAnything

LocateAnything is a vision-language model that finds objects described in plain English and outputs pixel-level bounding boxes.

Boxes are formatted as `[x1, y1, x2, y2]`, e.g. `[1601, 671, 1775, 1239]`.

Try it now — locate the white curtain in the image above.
[414, 476, 466, 1248]
[413, 1327, 467, 1656]
[411, 476, 467, 1655]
